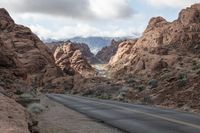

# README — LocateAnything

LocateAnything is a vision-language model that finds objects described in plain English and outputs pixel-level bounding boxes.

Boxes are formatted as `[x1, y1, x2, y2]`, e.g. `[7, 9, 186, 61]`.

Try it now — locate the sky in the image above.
[0, 0, 199, 40]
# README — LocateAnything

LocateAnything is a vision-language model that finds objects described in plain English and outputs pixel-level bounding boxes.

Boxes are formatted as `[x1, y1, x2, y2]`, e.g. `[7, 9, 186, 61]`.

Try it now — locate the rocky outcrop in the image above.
[109, 4, 200, 75]
[0, 8, 77, 132]
[0, 8, 68, 96]
[108, 4, 200, 111]
[54, 42, 95, 77]
[96, 39, 123, 63]
[45, 41, 64, 53]
[71, 42, 100, 64]
[47, 41, 100, 64]
[0, 93, 30, 133]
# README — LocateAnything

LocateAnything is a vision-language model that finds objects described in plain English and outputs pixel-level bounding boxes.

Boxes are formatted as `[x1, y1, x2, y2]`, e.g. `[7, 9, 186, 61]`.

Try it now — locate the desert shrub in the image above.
[148, 79, 158, 89]
[17, 92, 40, 107]
[143, 95, 153, 104]
[176, 72, 188, 87]
[126, 78, 137, 84]
[44, 83, 55, 90]
[28, 103, 45, 114]
[19, 93, 34, 99]
[97, 93, 112, 100]
[116, 92, 126, 101]
[0, 81, 5, 87]
[192, 62, 200, 70]
[177, 78, 188, 87]
[136, 85, 145, 92]
[177, 73, 187, 80]
[15, 89, 23, 95]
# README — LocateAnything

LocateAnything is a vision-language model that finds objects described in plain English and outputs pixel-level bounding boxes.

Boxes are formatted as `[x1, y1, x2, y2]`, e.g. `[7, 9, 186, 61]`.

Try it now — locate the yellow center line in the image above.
[61, 95, 200, 130]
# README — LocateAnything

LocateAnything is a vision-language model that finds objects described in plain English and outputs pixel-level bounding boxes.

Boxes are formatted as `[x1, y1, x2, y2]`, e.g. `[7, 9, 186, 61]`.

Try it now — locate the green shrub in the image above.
[192, 64, 200, 70]
[143, 96, 153, 104]
[148, 79, 158, 89]
[176, 72, 188, 87]
[177, 73, 187, 80]
[27, 103, 44, 114]
[97, 93, 112, 100]
[136, 85, 144, 92]
[19, 93, 34, 99]
[177, 78, 187, 87]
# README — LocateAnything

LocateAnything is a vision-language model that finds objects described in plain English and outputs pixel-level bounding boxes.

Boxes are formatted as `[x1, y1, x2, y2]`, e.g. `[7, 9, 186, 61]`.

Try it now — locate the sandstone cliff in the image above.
[0, 93, 30, 133]
[96, 39, 122, 63]
[0, 8, 71, 96]
[108, 4, 200, 111]
[54, 42, 96, 77]
[47, 41, 100, 64]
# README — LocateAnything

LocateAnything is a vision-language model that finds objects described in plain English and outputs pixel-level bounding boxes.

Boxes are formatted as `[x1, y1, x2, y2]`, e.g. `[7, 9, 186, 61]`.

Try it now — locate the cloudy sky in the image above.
[0, 0, 199, 39]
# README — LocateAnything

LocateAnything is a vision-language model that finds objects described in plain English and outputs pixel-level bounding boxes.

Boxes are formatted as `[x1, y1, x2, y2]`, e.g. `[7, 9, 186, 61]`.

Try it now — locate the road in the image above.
[47, 94, 200, 133]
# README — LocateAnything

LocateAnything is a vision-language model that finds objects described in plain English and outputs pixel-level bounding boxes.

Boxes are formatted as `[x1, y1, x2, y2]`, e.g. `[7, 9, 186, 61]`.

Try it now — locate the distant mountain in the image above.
[43, 36, 138, 54]
[67, 37, 113, 54]
[95, 39, 123, 63]
[69, 36, 138, 54]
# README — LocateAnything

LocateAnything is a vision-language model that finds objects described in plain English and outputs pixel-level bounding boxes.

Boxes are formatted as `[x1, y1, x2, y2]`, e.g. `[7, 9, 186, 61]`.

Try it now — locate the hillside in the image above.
[108, 3, 200, 111]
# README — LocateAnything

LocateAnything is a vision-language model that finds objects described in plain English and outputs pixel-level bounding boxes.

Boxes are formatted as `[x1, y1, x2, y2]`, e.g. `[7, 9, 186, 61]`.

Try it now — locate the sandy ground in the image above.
[38, 96, 125, 133]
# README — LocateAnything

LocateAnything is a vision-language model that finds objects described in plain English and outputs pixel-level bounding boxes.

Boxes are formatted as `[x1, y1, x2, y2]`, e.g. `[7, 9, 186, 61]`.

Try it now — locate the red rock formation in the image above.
[109, 4, 200, 75]
[96, 39, 123, 63]
[54, 42, 95, 77]
[108, 4, 200, 111]
[0, 8, 68, 95]
[0, 93, 30, 133]
[47, 41, 100, 64]
[72, 42, 100, 64]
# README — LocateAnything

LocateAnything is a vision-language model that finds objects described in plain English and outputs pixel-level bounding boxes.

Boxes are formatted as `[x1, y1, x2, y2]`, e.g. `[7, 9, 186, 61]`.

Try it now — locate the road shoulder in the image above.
[38, 95, 124, 133]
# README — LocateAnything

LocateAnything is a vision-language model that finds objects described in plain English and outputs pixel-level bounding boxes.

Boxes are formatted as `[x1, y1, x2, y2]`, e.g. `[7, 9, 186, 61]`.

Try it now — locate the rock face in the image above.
[108, 4, 200, 111]
[45, 41, 64, 53]
[0, 8, 76, 132]
[0, 8, 67, 96]
[0, 93, 30, 133]
[47, 41, 100, 64]
[109, 4, 200, 75]
[71, 42, 100, 64]
[54, 42, 95, 77]
[69, 36, 112, 54]
[96, 39, 123, 63]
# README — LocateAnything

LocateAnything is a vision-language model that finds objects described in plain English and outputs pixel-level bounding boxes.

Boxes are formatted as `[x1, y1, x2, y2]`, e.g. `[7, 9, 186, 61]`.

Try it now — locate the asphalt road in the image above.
[47, 94, 200, 133]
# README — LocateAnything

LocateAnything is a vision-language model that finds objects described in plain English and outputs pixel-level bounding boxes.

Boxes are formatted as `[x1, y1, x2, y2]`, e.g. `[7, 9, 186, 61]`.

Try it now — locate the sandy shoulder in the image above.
[38, 95, 124, 133]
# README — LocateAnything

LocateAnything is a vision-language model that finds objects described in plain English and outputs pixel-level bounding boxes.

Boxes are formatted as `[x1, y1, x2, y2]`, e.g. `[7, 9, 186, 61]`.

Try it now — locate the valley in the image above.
[0, 2, 200, 133]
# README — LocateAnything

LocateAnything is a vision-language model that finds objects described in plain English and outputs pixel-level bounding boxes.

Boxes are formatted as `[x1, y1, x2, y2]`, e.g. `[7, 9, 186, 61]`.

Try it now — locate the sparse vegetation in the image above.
[143, 95, 153, 104]
[19, 93, 34, 99]
[28, 103, 45, 114]
[192, 60, 200, 70]
[177, 72, 187, 80]
[177, 78, 188, 87]
[176, 72, 188, 87]
[136, 85, 145, 92]
[97, 93, 112, 100]
[148, 79, 158, 89]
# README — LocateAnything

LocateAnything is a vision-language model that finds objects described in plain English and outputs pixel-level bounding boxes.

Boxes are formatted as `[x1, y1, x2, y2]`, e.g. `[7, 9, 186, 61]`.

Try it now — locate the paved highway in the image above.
[47, 94, 200, 133]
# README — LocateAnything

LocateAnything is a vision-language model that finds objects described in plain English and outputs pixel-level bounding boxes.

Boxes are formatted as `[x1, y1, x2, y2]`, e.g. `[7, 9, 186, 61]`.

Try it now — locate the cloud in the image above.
[29, 24, 99, 39]
[28, 23, 143, 40]
[144, 0, 199, 8]
[89, 0, 133, 19]
[0, 0, 133, 20]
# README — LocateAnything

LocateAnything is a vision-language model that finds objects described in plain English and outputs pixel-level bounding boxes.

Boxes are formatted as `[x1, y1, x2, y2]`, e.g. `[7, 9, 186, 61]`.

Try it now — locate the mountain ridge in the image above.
[44, 36, 138, 54]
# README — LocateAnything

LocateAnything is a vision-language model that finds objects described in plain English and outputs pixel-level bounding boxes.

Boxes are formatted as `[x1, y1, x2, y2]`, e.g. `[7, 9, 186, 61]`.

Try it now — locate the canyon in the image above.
[0, 3, 200, 133]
